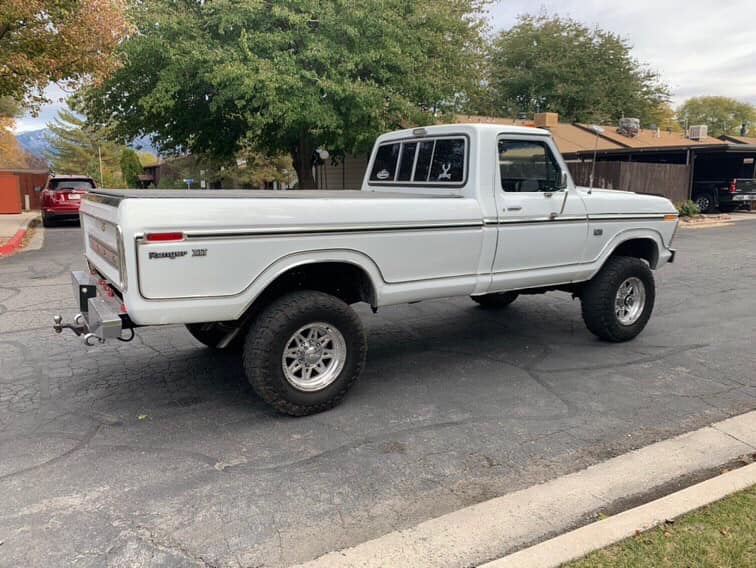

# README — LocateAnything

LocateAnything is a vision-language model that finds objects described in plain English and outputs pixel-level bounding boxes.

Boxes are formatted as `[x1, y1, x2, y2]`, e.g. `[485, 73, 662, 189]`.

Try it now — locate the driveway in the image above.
[1, 220, 754, 566]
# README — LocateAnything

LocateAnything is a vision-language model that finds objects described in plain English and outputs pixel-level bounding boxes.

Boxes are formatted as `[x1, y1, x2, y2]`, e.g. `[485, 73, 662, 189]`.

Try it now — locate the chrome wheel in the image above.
[282, 322, 347, 392]
[614, 277, 646, 326]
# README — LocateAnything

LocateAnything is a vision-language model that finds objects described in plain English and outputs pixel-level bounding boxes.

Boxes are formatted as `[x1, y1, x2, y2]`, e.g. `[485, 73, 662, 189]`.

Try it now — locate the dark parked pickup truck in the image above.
[692, 153, 756, 212]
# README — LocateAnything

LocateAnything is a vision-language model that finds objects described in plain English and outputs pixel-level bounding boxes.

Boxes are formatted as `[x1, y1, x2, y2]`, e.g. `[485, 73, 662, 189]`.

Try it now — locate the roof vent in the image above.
[689, 125, 708, 140]
[534, 112, 559, 128]
[617, 118, 640, 138]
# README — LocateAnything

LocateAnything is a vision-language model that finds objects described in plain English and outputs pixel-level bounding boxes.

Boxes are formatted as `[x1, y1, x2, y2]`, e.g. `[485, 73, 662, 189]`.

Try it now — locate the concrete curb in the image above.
[482, 462, 756, 568]
[0, 216, 37, 257]
[296, 411, 756, 568]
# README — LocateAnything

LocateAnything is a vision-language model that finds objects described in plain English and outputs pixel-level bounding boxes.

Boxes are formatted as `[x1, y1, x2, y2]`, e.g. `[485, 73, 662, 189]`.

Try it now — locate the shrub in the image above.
[676, 200, 701, 217]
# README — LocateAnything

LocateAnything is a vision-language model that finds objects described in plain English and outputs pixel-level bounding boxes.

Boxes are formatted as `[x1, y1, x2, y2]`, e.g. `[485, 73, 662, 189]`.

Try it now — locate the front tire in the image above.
[471, 291, 519, 308]
[242, 290, 367, 416]
[42, 214, 54, 227]
[581, 256, 655, 342]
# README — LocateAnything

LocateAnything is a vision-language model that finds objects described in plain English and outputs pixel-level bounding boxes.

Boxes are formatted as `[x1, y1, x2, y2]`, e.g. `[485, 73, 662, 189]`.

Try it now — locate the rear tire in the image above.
[242, 290, 367, 416]
[471, 291, 519, 308]
[581, 256, 655, 342]
[42, 214, 54, 227]
[693, 192, 716, 213]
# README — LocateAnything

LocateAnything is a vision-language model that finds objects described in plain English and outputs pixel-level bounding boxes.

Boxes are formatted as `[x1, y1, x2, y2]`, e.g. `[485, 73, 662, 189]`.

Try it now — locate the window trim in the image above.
[367, 134, 470, 188]
[497, 137, 563, 194]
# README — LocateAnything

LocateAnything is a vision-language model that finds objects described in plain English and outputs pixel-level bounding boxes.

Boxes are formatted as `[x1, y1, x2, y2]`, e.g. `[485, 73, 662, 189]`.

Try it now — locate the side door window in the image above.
[498, 140, 562, 193]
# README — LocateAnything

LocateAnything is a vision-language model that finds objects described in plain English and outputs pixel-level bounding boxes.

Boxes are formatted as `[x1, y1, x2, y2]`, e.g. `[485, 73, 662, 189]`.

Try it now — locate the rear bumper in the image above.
[53, 271, 132, 345]
[720, 193, 756, 203]
[43, 209, 81, 220]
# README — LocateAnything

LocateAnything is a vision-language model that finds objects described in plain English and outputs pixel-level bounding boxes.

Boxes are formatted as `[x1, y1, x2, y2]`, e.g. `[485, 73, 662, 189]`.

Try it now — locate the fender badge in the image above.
[148, 250, 187, 260]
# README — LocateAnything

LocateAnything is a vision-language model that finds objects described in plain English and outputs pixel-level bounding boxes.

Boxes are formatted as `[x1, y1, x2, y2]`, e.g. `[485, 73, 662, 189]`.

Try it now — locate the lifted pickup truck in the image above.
[54, 124, 678, 415]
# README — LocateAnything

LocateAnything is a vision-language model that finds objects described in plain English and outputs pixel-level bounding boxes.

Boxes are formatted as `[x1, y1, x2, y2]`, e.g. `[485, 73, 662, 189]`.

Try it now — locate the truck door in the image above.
[490, 135, 588, 287]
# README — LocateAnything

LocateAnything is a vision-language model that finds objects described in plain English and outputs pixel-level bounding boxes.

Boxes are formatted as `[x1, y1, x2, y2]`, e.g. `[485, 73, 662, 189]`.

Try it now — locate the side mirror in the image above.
[34, 186, 43, 193]
[559, 170, 569, 190]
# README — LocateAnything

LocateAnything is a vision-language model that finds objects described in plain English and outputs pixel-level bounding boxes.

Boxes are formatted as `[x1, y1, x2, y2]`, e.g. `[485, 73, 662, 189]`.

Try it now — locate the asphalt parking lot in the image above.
[1, 219, 755, 567]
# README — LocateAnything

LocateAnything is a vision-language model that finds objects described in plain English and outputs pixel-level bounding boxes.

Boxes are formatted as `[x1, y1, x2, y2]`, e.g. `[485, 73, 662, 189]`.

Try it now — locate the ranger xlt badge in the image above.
[148, 250, 187, 260]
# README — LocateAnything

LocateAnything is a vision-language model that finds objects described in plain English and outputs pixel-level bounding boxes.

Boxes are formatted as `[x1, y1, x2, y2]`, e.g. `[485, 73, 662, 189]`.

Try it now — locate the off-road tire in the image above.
[471, 291, 519, 308]
[242, 290, 367, 416]
[186, 323, 243, 350]
[581, 256, 655, 342]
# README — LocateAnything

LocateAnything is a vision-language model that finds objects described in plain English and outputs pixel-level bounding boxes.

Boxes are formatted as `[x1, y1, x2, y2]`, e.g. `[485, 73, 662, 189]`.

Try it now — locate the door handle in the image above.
[504, 206, 522, 212]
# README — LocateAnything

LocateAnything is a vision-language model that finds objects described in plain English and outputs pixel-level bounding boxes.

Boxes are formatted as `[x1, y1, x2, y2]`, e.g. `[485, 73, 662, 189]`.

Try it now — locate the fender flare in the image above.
[235, 248, 386, 318]
[588, 228, 665, 279]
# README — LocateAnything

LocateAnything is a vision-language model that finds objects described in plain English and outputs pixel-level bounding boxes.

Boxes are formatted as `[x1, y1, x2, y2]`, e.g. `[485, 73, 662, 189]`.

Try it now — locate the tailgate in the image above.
[80, 206, 124, 290]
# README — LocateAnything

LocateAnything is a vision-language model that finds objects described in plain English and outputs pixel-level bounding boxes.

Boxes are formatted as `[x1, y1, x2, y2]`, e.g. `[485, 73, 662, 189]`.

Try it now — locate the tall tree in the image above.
[676, 96, 756, 138]
[82, 0, 490, 188]
[120, 148, 144, 188]
[0, 0, 130, 111]
[488, 14, 669, 125]
[46, 108, 126, 187]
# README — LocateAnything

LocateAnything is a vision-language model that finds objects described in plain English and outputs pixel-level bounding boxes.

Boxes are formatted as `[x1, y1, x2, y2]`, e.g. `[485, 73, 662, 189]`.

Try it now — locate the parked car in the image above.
[36, 175, 97, 226]
[692, 153, 756, 213]
[53, 124, 678, 416]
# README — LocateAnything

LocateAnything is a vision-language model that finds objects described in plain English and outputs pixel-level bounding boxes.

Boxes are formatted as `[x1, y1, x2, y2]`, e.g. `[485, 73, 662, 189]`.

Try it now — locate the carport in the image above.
[565, 143, 756, 204]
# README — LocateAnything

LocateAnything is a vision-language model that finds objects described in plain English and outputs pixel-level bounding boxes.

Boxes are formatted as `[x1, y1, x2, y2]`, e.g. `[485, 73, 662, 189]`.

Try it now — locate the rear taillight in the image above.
[145, 232, 185, 242]
[729, 179, 737, 193]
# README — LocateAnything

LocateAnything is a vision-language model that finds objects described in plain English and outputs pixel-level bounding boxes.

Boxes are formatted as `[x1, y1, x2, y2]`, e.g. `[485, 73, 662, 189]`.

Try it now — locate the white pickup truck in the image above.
[54, 123, 678, 415]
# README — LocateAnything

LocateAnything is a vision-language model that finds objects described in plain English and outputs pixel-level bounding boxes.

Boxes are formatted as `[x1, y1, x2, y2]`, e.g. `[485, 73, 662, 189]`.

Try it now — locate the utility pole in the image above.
[98, 144, 104, 188]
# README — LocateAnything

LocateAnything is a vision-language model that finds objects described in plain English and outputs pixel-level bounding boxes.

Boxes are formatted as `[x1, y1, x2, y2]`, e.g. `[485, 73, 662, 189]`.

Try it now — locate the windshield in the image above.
[49, 179, 95, 191]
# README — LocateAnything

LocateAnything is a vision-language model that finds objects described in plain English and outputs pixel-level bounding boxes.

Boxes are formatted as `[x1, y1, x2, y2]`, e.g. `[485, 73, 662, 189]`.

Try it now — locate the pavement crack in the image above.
[711, 424, 756, 450]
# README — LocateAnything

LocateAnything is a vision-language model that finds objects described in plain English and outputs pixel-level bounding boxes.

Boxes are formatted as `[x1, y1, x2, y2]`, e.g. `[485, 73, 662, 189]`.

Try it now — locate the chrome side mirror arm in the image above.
[550, 171, 570, 219]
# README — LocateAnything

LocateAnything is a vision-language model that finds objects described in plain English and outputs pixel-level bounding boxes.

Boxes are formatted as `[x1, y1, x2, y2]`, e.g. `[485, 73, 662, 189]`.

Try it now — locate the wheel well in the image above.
[610, 238, 659, 268]
[251, 262, 376, 313]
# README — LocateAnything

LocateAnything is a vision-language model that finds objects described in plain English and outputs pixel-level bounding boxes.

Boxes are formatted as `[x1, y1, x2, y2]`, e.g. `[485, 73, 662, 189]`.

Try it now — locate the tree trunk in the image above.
[291, 136, 317, 189]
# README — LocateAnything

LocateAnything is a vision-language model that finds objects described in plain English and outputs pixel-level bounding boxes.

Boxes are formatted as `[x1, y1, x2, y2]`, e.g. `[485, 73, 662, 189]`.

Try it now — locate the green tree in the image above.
[120, 148, 143, 188]
[488, 14, 669, 125]
[676, 96, 756, 138]
[46, 107, 126, 187]
[82, 0, 490, 188]
[0, 1, 130, 111]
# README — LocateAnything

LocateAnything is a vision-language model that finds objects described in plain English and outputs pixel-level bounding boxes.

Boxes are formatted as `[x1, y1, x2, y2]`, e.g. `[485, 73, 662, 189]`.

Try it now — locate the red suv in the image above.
[37, 175, 97, 227]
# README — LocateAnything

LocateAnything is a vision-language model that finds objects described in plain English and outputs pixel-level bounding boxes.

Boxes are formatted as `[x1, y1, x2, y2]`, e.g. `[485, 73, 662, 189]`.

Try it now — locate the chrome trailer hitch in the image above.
[53, 271, 135, 346]
[53, 313, 106, 346]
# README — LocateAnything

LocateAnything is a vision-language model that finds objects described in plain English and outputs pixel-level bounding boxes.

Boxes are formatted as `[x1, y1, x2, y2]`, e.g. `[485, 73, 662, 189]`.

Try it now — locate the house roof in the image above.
[577, 124, 726, 149]
[452, 114, 733, 157]
[719, 134, 756, 145]
[452, 115, 622, 155]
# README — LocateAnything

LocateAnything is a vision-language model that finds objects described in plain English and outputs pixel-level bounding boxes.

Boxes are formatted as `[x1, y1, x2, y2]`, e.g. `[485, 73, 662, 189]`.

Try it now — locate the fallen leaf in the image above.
[137, 414, 149, 421]
[663, 531, 672, 538]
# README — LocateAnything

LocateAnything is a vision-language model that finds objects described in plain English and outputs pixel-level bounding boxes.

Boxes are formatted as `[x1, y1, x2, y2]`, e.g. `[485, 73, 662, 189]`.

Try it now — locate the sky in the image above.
[13, 0, 756, 133]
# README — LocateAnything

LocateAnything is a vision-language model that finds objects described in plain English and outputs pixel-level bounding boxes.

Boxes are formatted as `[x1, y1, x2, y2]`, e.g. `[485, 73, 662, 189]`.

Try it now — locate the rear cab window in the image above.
[49, 179, 96, 191]
[369, 136, 467, 186]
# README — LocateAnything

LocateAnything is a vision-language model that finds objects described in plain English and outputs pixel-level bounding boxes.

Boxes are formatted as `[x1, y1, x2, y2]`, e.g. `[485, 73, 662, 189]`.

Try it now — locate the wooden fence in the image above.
[568, 161, 690, 204]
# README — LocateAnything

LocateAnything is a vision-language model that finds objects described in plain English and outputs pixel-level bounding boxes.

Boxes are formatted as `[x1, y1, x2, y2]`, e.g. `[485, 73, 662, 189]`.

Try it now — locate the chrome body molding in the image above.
[183, 220, 484, 239]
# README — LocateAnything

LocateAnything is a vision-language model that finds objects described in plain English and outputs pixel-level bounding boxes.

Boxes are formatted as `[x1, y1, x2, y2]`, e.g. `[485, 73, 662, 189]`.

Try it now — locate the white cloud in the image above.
[13, 84, 70, 133]
[489, 0, 756, 105]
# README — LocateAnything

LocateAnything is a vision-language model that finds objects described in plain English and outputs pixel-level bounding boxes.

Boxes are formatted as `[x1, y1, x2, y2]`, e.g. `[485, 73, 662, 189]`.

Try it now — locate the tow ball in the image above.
[53, 313, 103, 346]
